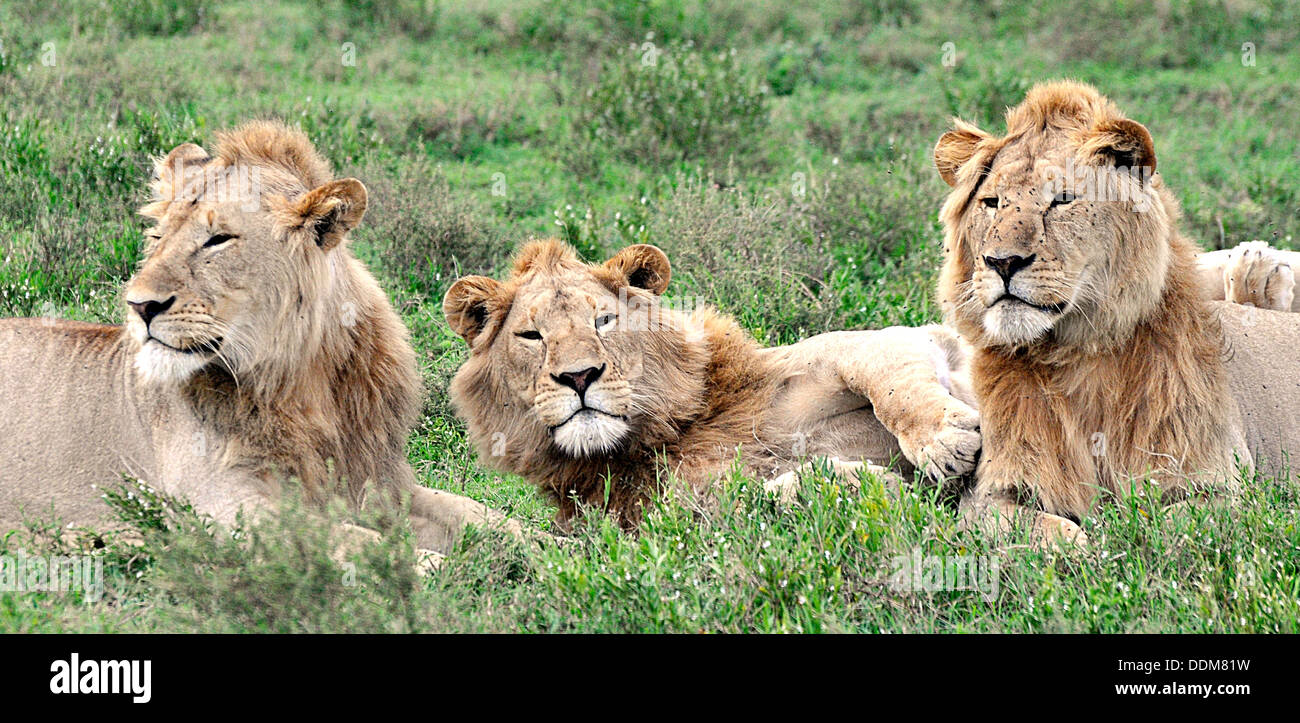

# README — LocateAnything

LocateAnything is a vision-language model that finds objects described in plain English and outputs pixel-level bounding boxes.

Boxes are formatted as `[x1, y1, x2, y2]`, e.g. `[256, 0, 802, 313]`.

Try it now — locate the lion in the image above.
[444, 238, 985, 528]
[933, 80, 1300, 545]
[0, 121, 517, 556]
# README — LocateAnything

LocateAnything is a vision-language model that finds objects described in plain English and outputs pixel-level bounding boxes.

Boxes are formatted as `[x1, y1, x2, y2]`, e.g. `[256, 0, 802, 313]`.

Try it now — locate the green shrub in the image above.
[764, 39, 824, 96]
[105, 480, 434, 633]
[354, 161, 511, 297]
[404, 97, 536, 161]
[113, 0, 213, 36]
[940, 67, 1029, 131]
[574, 40, 769, 168]
[334, 0, 441, 40]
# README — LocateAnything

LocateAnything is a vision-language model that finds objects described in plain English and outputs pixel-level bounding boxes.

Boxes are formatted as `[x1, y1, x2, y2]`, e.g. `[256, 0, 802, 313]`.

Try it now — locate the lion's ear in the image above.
[288, 178, 368, 251]
[1081, 118, 1156, 173]
[934, 121, 990, 187]
[444, 276, 503, 346]
[604, 244, 671, 296]
[142, 142, 210, 217]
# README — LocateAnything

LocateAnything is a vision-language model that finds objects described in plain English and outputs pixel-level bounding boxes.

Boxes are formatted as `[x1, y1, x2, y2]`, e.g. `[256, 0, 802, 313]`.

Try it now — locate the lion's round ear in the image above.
[1082, 118, 1156, 173]
[443, 275, 503, 346]
[288, 178, 368, 251]
[934, 122, 989, 187]
[604, 244, 671, 296]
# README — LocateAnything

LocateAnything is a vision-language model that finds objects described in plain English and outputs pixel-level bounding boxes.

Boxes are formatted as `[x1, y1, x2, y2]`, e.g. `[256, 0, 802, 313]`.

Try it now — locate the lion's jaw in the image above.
[131, 336, 220, 386]
[980, 295, 1067, 346]
[551, 409, 632, 457]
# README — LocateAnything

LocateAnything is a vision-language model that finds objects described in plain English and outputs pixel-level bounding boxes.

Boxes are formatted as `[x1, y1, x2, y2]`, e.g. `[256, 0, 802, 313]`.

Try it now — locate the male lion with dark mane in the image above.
[0, 121, 516, 555]
[445, 239, 984, 528]
[934, 80, 1300, 545]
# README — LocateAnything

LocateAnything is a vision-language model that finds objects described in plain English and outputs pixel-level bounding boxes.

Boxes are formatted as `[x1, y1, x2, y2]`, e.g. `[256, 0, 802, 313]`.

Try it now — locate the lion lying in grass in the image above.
[444, 239, 984, 528]
[0, 121, 516, 556]
[933, 80, 1300, 545]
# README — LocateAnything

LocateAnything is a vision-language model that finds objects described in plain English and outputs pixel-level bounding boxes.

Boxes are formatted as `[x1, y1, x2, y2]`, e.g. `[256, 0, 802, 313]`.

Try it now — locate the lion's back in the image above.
[1216, 302, 1300, 480]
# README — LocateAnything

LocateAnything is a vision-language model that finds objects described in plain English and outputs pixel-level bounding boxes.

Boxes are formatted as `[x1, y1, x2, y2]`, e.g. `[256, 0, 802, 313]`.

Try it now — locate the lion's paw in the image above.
[1035, 515, 1088, 551]
[898, 401, 982, 483]
[763, 470, 802, 507]
[416, 549, 445, 575]
[1224, 240, 1295, 312]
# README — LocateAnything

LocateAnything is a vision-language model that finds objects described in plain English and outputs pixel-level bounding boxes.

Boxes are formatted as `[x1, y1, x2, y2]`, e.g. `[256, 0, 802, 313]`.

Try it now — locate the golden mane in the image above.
[212, 120, 335, 190]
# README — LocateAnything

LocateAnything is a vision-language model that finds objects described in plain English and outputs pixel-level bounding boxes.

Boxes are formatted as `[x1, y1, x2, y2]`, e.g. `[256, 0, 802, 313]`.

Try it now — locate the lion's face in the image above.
[128, 141, 368, 385]
[499, 273, 640, 456]
[126, 199, 283, 384]
[935, 82, 1171, 350]
[445, 241, 685, 459]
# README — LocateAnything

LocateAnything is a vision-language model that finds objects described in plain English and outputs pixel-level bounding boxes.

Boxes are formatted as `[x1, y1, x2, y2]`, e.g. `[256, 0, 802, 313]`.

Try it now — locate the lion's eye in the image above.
[595, 313, 616, 329]
[516, 330, 542, 341]
[981, 197, 999, 209]
[204, 233, 238, 248]
[1051, 191, 1077, 207]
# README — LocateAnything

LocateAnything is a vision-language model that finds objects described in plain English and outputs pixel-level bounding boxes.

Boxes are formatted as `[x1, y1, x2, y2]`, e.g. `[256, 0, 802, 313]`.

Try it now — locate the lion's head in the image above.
[444, 240, 708, 464]
[934, 81, 1181, 353]
[126, 121, 369, 387]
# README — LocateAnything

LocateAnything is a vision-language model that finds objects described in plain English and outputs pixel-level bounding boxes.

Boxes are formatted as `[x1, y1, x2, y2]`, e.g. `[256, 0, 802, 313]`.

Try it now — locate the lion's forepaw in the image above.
[764, 470, 802, 507]
[416, 549, 445, 574]
[901, 401, 982, 483]
[1224, 240, 1295, 312]
[1036, 515, 1088, 551]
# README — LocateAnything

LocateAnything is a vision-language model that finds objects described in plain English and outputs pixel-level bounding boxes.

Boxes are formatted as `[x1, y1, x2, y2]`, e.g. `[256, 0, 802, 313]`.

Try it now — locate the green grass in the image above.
[1, 0, 1298, 632]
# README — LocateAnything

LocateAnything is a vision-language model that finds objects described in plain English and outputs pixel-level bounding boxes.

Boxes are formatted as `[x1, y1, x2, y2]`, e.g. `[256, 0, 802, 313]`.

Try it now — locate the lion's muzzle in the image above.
[535, 367, 633, 457]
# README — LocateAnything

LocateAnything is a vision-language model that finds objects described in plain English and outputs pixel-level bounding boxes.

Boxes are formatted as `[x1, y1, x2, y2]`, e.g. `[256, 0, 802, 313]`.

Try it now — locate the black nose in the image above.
[127, 296, 176, 327]
[983, 253, 1036, 284]
[553, 365, 604, 396]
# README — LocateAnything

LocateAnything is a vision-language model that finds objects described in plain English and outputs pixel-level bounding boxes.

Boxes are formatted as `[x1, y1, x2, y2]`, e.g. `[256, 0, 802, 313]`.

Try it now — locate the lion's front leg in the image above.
[764, 457, 903, 505]
[830, 325, 982, 484]
[407, 485, 529, 553]
[335, 522, 445, 574]
[959, 493, 1088, 550]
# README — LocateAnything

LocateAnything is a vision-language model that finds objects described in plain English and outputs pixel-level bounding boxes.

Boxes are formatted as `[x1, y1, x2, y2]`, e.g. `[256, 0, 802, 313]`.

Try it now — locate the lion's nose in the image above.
[983, 253, 1036, 285]
[553, 364, 605, 396]
[127, 295, 176, 327]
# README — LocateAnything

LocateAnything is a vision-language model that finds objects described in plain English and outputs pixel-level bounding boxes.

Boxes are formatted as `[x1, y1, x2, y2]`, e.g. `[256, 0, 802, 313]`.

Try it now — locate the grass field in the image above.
[1, 0, 1298, 632]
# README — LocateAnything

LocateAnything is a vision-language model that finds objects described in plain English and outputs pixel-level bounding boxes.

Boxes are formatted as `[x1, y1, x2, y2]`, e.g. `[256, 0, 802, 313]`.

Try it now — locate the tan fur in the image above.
[933, 81, 1300, 543]
[445, 240, 982, 529]
[0, 121, 515, 554]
